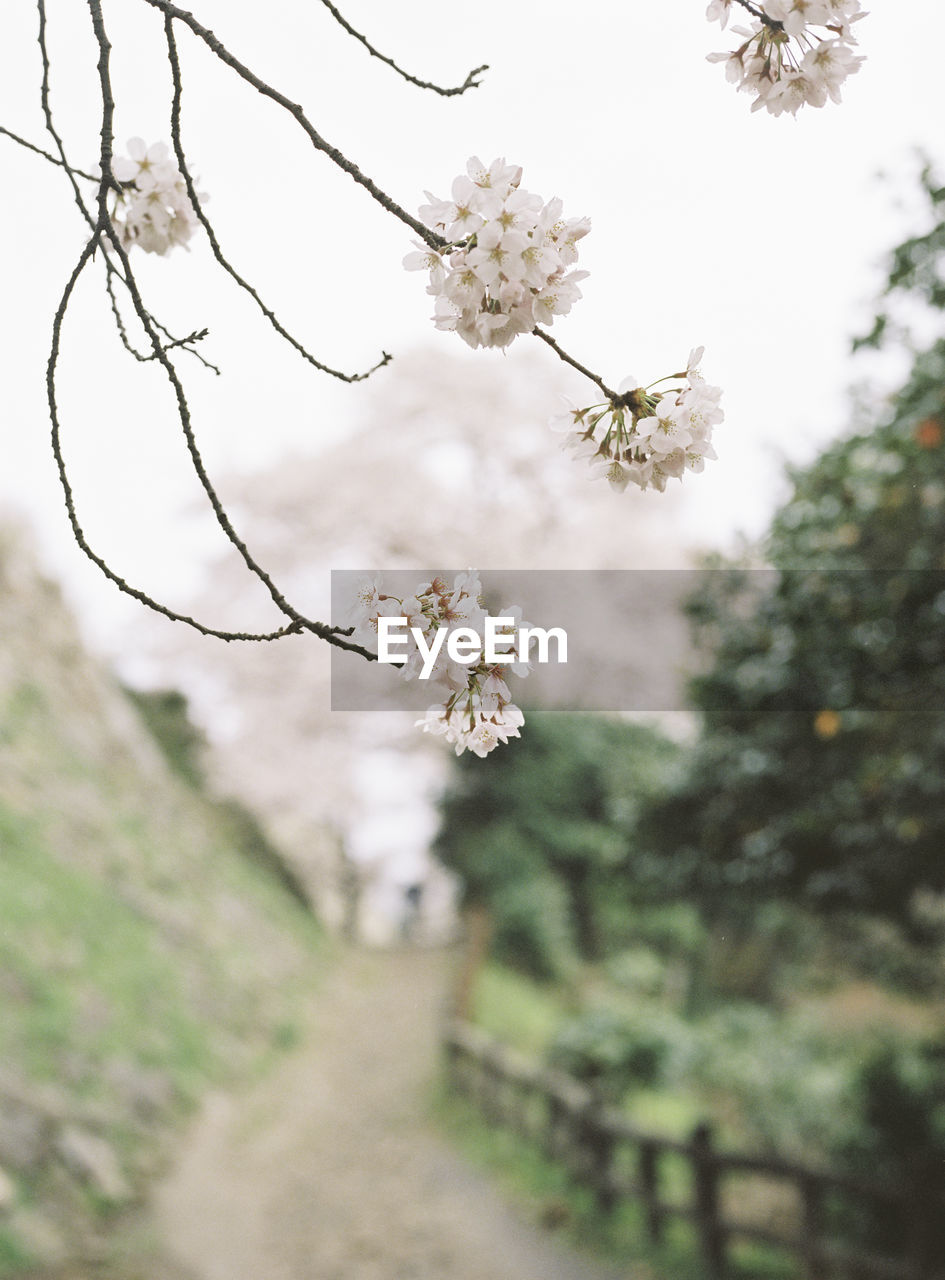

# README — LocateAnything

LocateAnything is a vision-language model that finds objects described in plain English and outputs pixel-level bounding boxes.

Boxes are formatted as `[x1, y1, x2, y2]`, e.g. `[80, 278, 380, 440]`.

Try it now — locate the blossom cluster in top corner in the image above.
[404, 156, 590, 350]
[111, 138, 201, 256]
[706, 0, 866, 116]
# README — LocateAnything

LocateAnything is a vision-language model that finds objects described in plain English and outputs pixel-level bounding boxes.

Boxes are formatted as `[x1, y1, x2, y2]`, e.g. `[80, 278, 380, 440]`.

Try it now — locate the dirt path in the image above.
[152, 947, 631, 1280]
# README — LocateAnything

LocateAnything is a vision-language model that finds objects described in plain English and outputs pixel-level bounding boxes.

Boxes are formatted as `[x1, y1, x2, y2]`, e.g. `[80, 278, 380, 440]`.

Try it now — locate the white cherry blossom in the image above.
[408, 157, 589, 351]
[549, 353, 724, 494]
[352, 571, 530, 757]
[111, 137, 201, 256]
[706, 0, 866, 115]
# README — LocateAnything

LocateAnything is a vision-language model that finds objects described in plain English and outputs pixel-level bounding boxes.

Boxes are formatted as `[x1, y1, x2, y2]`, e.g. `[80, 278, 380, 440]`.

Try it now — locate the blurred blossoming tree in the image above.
[2, 0, 871, 755]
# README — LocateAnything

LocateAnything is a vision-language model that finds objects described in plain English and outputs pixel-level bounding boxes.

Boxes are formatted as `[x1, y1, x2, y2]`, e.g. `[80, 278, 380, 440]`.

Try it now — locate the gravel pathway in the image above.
[152, 948, 633, 1280]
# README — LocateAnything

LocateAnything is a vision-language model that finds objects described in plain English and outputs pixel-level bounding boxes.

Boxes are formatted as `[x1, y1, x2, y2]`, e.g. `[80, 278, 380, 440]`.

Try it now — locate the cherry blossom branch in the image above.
[47, 237, 373, 654]
[163, 16, 389, 384]
[105, 270, 220, 373]
[139, 0, 447, 253]
[731, 0, 784, 30]
[46, 242, 305, 644]
[36, 0, 215, 376]
[30, 0, 714, 656]
[531, 329, 620, 403]
[156, 3, 619, 399]
[316, 0, 488, 97]
[706, 0, 864, 115]
[39, 0, 377, 659]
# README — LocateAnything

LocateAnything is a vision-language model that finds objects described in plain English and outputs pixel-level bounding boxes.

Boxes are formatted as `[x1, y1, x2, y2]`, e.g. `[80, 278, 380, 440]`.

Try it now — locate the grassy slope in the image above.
[0, 534, 327, 1273]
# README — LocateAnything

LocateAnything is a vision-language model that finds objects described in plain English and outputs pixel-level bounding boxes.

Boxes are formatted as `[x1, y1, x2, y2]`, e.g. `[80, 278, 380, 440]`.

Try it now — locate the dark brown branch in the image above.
[41, 0, 375, 659]
[140, 0, 448, 253]
[151, 314, 221, 373]
[37, 0, 99, 234]
[88, 0, 307, 628]
[317, 0, 488, 97]
[47, 244, 373, 655]
[30, 14, 213, 377]
[163, 16, 390, 384]
[731, 0, 784, 30]
[104, 270, 221, 374]
[0, 124, 98, 182]
[531, 328, 620, 403]
[46, 242, 311, 644]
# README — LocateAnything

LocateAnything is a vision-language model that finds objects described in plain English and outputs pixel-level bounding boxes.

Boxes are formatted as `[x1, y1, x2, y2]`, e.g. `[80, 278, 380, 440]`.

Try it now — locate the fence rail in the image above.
[442, 1019, 945, 1280]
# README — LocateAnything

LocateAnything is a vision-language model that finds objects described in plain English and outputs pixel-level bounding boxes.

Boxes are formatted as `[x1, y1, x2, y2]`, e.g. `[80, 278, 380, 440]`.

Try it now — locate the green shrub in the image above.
[492, 875, 575, 982]
[547, 1008, 676, 1101]
[835, 1038, 945, 1261]
[690, 1004, 854, 1157]
[604, 947, 667, 998]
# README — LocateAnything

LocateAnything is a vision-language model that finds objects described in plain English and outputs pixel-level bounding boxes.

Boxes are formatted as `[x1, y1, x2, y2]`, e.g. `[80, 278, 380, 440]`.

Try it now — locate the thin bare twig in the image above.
[152, 0, 617, 407]
[46, 241, 313, 644]
[40, 0, 377, 658]
[37, 0, 99, 233]
[33, 10, 215, 376]
[48, 236, 372, 653]
[140, 0, 448, 253]
[105, 270, 220, 372]
[531, 329, 620, 403]
[33, 0, 632, 658]
[317, 0, 488, 97]
[163, 16, 390, 384]
[0, 123, 99, 181]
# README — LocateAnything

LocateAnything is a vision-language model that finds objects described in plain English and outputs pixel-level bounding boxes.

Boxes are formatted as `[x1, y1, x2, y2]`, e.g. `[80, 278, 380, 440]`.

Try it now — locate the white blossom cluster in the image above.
[404, 157, 590, 350]
[111, 138, 200, 256]
[350, 571, 528, 758]
[550, 348, 723, 493]
[706, 0, 865, 116]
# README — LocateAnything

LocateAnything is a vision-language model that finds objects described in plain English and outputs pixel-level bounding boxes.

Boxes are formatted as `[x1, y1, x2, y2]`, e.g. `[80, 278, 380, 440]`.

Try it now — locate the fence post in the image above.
[443, 1033, 458, 1090]
[545, 1088, 565, 1161]
[799, 1172, 827, 1280]
[581, 1097, 617, 1214]
[691, 1121, 726, 1279]
[639, 1140, 664, 1245]
[905, 1175, 937, 1277]
[480, 1047, 503, 1122]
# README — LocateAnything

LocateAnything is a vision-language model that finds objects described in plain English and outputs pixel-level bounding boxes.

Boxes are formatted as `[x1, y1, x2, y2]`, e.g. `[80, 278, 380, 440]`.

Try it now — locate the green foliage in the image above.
[490, 873, 575, 981]
[836, 1037, 945, 1259]
[546, 1008, 674, 1100]
[434, 1086, 781, 1280]
[853, 160, 945, 350]
[689, 1004, 854, 1158]
[436, 712, 681, 971]
[0, 1225, 34, 1278]
[604, 946, 667, 999]
[844, 1037, 945, 1180]
[472, 963, 569, 1055]
[124, 686, 206, 788]
[0, 802, 212, 1099]
[637, 172, 945, 927]
[124, 686, 313, 910]
[471, 958, 936, 1169]
[622, 903, 707, 961]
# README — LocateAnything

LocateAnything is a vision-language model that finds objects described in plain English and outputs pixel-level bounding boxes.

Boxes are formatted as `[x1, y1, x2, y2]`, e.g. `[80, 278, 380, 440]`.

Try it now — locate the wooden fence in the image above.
[443, 1020, 945, 1280]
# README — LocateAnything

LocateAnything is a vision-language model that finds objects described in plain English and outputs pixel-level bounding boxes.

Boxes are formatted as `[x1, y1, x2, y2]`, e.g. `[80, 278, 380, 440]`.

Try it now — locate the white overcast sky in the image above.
[2, 1, 945, 658]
